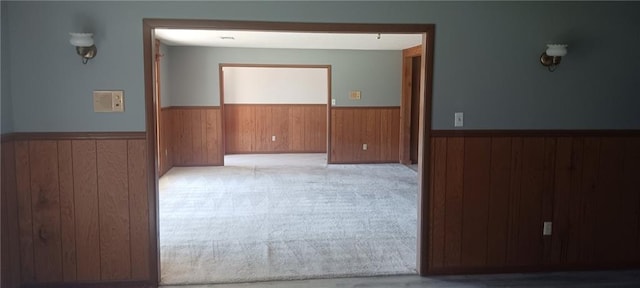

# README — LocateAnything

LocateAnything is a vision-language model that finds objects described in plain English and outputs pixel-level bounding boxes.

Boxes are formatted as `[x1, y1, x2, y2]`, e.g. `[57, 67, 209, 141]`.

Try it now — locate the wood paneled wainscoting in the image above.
[1, 133, 152, 287]
[428, 131, 640, 274]
[330, 107, 400, 164]
[159, 106, 223, 175]
[224, 104, 327, 154]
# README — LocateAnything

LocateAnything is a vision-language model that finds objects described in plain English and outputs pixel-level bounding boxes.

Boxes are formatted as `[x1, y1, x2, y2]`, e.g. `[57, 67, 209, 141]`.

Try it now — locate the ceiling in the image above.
[155, 29, 423, 51]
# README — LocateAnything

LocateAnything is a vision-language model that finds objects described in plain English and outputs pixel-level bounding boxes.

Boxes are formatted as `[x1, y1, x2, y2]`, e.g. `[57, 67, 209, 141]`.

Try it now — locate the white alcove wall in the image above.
[223, 66, 328, 104]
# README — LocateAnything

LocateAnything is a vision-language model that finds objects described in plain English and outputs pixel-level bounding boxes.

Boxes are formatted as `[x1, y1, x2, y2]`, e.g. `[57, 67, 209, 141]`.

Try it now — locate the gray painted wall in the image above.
[1, 1, 11, 133]
[3, 1, 640, 131]
[168, 47, 401, 107]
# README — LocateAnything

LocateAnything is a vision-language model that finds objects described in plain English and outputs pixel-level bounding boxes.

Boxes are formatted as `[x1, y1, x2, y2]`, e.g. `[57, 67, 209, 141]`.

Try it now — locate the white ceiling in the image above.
[155, 29, 423, 51]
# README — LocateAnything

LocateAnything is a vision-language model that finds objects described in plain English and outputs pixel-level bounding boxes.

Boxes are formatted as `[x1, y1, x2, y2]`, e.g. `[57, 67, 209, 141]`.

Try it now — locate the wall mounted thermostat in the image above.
[94, 90, 124, 112]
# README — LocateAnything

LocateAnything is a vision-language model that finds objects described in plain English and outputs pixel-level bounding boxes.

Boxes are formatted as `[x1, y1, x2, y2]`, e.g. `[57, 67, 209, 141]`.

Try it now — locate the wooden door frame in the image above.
[143, 19, 435, 284]
[218, 63, 331, 158]
[400, 45, 423, 165]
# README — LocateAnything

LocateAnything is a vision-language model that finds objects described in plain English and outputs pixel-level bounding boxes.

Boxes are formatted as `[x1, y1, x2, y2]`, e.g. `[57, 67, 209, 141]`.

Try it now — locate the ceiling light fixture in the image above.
[70, 33, 97, 64]
[540, 44, 568, 72]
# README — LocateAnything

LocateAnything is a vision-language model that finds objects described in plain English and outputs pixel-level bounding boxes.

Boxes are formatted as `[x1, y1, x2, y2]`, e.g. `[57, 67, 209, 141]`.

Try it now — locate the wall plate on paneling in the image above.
[94, 90, 124, 112]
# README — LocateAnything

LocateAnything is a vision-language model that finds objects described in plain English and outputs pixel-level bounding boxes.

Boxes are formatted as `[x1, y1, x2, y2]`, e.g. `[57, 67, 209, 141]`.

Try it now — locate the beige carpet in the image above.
[159, 154, 418, 285]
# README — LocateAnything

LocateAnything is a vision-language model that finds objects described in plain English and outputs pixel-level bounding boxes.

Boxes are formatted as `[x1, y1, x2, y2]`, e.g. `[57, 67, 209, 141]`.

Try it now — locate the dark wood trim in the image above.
[418, 30, 435, 276]
[223, 104, 324, 107]
[143, 19, 434, 33]
[142, 20, 160, 286]
[226, 151, 327, 155]
[220, 63, 331, 69]
[403, 44, 422, 58]
[143, 19, 435, 278]
[427, 263, 640, 276]
[431, 130, 640, 137]
[218, 65, 226, 165]
[163, 106, 221, 110]
[331, 106, 401, 110]
[326, 67, 333, 165]
[400, 45, 423, 165]
[21, 280, 155, 288]
[5, 132, 146, 141]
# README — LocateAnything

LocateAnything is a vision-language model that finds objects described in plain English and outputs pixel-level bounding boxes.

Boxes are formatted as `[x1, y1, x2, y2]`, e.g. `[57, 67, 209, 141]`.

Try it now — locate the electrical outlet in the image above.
[272, 135, 276, 141]
[362, 144, 368, 150]
[543, 221, 552, 236]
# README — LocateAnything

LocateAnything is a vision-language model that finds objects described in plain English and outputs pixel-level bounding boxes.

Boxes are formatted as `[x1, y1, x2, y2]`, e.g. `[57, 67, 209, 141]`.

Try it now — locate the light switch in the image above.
[362, 144, 368, 150]
[272, 135, 276, 142]
[454, 112, 464, 127]
[331, 99, 336, 106]
[543, 221, 552, 236]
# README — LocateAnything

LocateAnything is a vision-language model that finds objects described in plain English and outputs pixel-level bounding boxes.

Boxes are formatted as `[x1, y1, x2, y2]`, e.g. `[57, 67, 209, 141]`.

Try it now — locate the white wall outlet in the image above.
[454, 112, 464, 127]
[331, 98, 336, 105]
[543, 221, 552, 236]
[362, 144, 368, 150]
[272, 135, 276, 141]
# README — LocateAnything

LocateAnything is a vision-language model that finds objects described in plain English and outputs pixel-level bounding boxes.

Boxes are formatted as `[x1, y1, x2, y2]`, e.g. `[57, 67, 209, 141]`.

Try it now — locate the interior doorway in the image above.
[143, 20, 435, 284]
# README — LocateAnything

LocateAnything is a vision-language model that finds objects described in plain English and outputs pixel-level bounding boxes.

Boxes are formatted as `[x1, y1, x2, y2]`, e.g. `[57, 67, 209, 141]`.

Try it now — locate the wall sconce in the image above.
[69, 33, 97, 64]
[540, 44, 567, 72]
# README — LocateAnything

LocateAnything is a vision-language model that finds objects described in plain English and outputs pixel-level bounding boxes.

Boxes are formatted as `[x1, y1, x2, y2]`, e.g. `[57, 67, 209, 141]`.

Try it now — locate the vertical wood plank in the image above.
[444, 137, 464, 267]
[551, 137, 573, 265]
[460, 137, 491, 267]
[272, 106, 290, 152]
[390, 108, 400, 161]
[487, 137, 512, 267]
[205, 109, 219, 164]
[127, 140, 150, 280]
[2, 141, 22, 287]
[594, 138, 628, 263]
[430, 137, 447, 268]
[72, 140, 101, 280]
[541, 138, 557, 264]
[289, 106, 304, 151]
[192, 109, 203, 164]
[566, 137, 585, 264]
[29, 141, 63, 282]
[255, 106, 271, 152]
[57, 140, 77, 281]
[15, 141, 35, 282]
[579, 137, 600, 265]
[506, 137, 523, 265]
[516, 137, 545, 266]
[96, 140, 131, 280]
[623, 137, 640, 262]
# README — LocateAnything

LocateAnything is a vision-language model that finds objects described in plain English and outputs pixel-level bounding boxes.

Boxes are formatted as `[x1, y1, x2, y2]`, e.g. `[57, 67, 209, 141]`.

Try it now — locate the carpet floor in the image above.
[159, 154, 418, 285]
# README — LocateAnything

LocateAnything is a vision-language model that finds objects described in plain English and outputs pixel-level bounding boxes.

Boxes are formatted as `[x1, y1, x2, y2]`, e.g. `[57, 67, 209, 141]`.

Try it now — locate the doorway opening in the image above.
[144, 20, 435, 285]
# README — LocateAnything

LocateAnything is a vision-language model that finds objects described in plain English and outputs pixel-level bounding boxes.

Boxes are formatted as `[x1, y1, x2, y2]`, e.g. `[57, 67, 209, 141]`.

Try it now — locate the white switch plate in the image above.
[272, 135, 276, 141]
[454, 112, 464, 127]
[362, 144, 368, 150]
[543, 221, 552, 236]
[331, 99, 336, 105]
